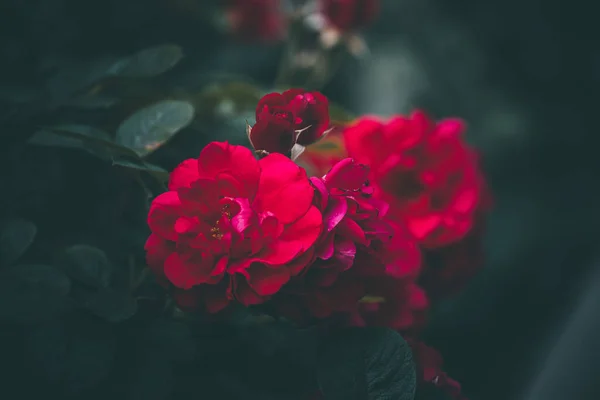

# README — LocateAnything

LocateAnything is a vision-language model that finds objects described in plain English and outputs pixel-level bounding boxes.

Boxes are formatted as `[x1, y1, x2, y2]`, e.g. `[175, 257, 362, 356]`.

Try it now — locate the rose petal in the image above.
[197, 142, 260, 199]
[168, 158, 200, 190]
[280, 205, 323, 250]
[246, 263, 291, 296]
[323, 195, 348, 232]
[255, 153, 314, 223]
[324, 158, 369, 191]
[148, 191, 182, 241]
[164, 252, 216, 289]
[144, 234, 173, 279]
[255, 92, 286, 120]
[343, 118, 386, 165]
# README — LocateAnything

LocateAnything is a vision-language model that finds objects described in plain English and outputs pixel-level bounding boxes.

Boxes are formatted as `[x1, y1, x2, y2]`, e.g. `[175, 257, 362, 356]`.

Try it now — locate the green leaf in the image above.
[317, 327, 416, 400]
[0, 264, 72, 323]
[60, 245, 112, 289]
[0, 217, 37, 267]
[28, 124, 122, 159]
[80, 287, 138, 323]
[115, 100, 195, 157]
[112, 157, 169, 182]
[29, 125, 169, 184]
[63, 93, 120, 110]
[106, 45, 184, 78]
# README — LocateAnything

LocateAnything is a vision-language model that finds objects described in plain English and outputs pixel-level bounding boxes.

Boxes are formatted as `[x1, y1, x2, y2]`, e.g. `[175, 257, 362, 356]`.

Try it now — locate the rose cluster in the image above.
[145, 89, 490, 399]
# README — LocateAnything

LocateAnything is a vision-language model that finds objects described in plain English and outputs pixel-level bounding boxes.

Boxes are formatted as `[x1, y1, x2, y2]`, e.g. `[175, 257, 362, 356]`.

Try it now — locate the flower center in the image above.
[221, 203, 232, 218]
[210, 203, 235, 240]
[210, 223, 224, 240]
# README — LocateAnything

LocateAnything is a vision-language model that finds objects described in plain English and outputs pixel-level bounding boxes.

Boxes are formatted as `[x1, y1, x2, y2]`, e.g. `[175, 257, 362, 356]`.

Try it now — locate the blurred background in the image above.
[0, 0, 597, 399]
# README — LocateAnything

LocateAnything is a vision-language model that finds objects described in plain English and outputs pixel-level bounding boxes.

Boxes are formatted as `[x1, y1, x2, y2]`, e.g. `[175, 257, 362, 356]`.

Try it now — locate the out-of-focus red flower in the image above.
[251, 89, 330, 155]
[274, 158, 422, 326]
[407, 339, 469, 400]
[420, 213, 487, 300]
[320, 0, 380, 32]
[145, 141, 322, 312]
[343, 111, 485, 249]
[225, 0, 286, 42]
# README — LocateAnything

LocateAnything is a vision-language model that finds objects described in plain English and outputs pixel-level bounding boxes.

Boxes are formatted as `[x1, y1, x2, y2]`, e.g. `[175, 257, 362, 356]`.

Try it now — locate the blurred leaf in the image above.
[106, 45, 184, 78]
[29, 124, 117, 158]
[45, 57, 117, 107]
[0, 264, 72, 323]
[63, 93, 120, 110]
[61, 244, 112, 289]
[29, 125, 169, 184]
[80, 287, 138, 323]
[0, 217, 37, 267]
[115, 100, 195, 157]
[112, 157, 169, 182]
[328, 103, 355, 125]
[317, 327, 416, 400]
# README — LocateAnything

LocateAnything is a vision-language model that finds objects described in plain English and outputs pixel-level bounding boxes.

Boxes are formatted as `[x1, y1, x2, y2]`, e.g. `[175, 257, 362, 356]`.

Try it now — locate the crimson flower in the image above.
[420, 213, 487, 300]
[145, 142, 322, 312]
[407, 339, 469, 400]
[250, 89, 330, 155]
[320, 0, 380, 32]
[274, 158, 421, 324]
[225, 0, 286, 42]
[343, 111, 485, 248]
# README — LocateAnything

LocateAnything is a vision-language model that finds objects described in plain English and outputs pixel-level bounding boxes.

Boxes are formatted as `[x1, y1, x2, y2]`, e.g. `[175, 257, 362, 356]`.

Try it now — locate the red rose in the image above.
[320, 0, 379, 32]
[250, 89, 330, 155]
[407, 339, 468, 400]
[145, 141, 322, 312]
[225, 0, 286, 42]
[343, 111, 485, 248]
[420, 179, 492, 299]
[251, 97, 298, 155]
[274, 158, 421, 324]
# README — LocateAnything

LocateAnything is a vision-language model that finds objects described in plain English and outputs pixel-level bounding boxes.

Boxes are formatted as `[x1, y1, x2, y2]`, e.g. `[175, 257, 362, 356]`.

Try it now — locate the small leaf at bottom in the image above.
[317, 327, 416, 400]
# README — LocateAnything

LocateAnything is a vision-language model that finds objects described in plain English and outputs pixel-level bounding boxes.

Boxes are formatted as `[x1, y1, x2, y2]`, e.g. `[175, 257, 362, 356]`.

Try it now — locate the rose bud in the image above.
[283, 88, 330, 146]
[249, 104, 297, 155]
[249, 90, 331, 156]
